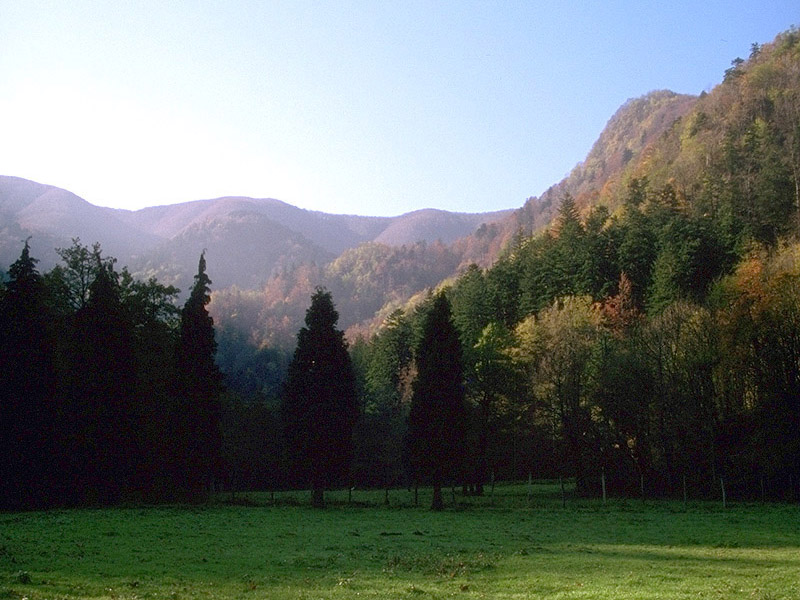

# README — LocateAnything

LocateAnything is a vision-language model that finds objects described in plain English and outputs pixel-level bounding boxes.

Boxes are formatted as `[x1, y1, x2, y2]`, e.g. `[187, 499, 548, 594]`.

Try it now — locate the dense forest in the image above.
[0, 241, 221, 508]
[2, 28, 800, 509]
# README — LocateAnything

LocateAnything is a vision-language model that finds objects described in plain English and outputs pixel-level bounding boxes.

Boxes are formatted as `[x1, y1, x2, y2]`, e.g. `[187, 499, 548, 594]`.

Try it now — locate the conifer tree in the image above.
[281, 288, 359, 507]
[0, 240, 59, 508]
[408, 292, 468, 510]
[173, 251, 223, 497]
[68, 252, 138, 504]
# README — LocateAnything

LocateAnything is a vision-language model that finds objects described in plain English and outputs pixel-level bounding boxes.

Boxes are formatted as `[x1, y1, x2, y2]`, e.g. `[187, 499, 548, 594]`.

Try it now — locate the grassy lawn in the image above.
[1, 483, 798, 599]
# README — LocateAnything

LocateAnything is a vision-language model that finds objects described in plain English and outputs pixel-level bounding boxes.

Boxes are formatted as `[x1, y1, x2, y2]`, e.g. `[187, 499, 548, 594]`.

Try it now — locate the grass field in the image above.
[1, 483, 799, 599]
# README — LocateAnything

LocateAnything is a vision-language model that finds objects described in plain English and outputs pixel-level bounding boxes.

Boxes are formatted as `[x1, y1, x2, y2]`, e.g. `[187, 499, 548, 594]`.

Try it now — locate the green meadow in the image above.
[1, 483, 798, 600]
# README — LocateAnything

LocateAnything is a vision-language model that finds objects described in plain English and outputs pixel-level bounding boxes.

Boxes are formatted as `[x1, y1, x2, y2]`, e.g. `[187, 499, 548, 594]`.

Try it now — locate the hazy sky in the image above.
[1, 2, 796, 216]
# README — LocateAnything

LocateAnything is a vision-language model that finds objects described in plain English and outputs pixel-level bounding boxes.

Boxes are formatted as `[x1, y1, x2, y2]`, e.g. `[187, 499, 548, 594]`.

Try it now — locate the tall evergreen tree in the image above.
[173, 251, 223, 498]
[408, 292, 468, 510]
[68, 252, 138, 504]
[0, 240, 59, 508]
[119, 268, 181, 497]
[281, 288, 359, 507]
[354, 309, 413, 495]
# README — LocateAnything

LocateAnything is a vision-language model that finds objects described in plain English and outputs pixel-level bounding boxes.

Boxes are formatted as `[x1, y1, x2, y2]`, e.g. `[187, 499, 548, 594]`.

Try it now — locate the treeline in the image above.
[3, 29, 800, 509]
[351, 30, 800, 502]
[0, 240, 222, 509]
[445, 193, 799, 500]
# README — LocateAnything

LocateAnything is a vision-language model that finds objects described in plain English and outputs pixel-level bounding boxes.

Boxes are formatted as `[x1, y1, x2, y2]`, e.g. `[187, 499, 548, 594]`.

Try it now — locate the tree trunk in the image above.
[601, 467, 607, 503]
[311, 487, 325, 508]
[683, 474, 687, 507]
[476, 397, 490, 496]
[431, 484, 444, 511]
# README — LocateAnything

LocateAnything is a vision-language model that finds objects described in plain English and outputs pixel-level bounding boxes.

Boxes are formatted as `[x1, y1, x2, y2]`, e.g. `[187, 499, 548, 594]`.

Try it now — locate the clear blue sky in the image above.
[1, 1, 796, 216]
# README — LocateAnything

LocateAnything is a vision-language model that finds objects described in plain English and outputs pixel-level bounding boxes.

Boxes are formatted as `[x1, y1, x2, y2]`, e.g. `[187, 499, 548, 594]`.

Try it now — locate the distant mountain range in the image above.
[1, 86, 700, 345]
[0, 176, 512, 292]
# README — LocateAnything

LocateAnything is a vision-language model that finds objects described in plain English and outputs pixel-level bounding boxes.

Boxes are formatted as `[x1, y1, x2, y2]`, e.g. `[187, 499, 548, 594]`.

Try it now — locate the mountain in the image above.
[205, 89, 704, 346]
[0, 176, 163, 270]
[0, 87, 701, 347]
[487, 90, 699, 249]
[0, 177, 512, 291]
[373, 208, 514, 247]
[8, 25, 792, 349]
[313, 29, 798, 342]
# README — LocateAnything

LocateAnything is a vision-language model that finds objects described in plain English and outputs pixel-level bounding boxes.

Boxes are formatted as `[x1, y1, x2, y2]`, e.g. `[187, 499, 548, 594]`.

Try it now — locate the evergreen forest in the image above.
[2, 28, 800, 510]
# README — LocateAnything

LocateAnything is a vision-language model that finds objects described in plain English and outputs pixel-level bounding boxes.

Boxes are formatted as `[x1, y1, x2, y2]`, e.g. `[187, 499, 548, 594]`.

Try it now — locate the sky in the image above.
[1, 2, 797, 217]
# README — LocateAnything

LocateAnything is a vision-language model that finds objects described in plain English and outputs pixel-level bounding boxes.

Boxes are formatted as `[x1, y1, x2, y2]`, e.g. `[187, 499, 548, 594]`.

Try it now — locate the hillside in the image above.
[4, 26, 800, 518]
[0, 177, 510, 291]
[0, 80, 729, 349]
[492, 91, 699, 247]
[0, 177, 162, 269]
[207, 89, 704, 346]
[0, 78, 696, 346]
[5, 28, 795, 351]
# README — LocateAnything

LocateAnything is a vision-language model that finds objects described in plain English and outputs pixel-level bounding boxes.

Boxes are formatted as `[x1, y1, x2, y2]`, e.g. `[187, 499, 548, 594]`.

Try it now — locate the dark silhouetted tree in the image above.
[281, 288, 359, 507]
[354, 309, 413, 497]
[118, 268, 181, 497]
[173, 251, 223, 498]
[469, 321, 525, 494]
[408, 292, 468, 510]
[68, 251, 138, 504]
[0, 240, 60, 508]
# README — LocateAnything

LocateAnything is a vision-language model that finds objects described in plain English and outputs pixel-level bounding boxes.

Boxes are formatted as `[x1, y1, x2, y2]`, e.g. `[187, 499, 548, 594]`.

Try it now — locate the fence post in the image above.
[527, 472, 533, 504]
[682, 474, 687, 508]
[720, 477, 727, 509]
[601, 468, 607, 504]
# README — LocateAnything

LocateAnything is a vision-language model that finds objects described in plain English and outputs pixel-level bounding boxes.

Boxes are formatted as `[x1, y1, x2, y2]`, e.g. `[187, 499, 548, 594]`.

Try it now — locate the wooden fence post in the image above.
[682, 474, 687, 508]
[720, 477, 727, 509]
[527, 472, 533, 504]
[601, 468, 607, 504]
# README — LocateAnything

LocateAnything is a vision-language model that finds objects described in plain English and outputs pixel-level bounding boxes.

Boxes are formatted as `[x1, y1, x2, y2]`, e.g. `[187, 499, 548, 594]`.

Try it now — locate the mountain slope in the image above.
[206, 90, 702, 345]
[374, 208, 513, 246]
[0, 176, 165, 269]
[114, 196, 386, 255]
[132, 210, 335, 292]
[0, 177, 510, 292]
[514, 90, 698, 233]
[325, 29, 800, 340]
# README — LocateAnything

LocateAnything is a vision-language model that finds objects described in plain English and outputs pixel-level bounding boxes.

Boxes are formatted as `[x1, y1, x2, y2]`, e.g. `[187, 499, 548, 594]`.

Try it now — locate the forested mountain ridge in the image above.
[414, 28, 800, 500]
[1, 78, 700, 344]
[0, 176, 162, 270]
[0, 176, 512, 291]
[214, 27, 800, 502]
[485, 90, 699, 251]
[206, 89, 702, 346]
